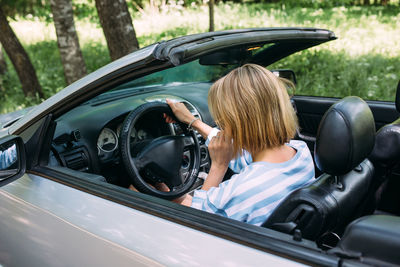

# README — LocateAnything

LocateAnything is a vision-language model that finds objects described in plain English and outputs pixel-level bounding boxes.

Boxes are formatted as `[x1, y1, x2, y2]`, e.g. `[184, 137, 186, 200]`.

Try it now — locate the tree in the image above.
[95, 0, 139, 61]
[0, 5, 43, 98]
[0, 45, 6, 75]
[209, 0, 215, 32]
[50, 0, 87, 85]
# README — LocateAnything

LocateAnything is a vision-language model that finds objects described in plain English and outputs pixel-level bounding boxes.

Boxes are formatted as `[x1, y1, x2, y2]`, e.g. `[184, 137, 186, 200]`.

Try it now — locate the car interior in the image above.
[40, 42, 400, 265]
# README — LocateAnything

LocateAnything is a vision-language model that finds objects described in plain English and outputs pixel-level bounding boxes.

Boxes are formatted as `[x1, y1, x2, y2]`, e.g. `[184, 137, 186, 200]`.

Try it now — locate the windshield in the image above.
[86, 59, 239, 104]
[113, 59, 238, 91]
[87, 43, 283, 104]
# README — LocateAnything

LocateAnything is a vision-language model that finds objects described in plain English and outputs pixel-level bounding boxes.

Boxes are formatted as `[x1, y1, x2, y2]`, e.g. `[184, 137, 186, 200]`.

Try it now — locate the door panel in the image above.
[0, 174, 309, 267]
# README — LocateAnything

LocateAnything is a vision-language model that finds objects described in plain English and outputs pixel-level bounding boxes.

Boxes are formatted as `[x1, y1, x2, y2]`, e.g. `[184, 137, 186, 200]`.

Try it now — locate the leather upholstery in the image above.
[315, 96, 375, 175]
[331, 215, 400, 266]
[370, 80, 400, 167]
[262, 97, 375, 241]
[262, 160, 374, 240]
[370, 117, 400, 167]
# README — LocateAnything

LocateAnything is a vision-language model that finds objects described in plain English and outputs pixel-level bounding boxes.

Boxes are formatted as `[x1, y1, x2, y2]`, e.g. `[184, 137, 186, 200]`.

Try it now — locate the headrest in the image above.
[370, 117, 400, 166]
[315, 96, 375, 175]
[395, 80, 400, 112]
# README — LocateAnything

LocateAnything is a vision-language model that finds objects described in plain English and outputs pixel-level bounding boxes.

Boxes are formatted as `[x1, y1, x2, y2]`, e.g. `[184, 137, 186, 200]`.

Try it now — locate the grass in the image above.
[0, 3, 399, 114]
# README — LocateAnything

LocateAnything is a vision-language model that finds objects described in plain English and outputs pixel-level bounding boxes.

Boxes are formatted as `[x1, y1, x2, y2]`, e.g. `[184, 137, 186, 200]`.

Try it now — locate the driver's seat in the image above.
[262, 96, 376, 241]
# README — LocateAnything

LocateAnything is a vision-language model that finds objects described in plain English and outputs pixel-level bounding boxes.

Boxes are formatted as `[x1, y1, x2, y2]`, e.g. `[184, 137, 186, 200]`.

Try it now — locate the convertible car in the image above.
[1, 28, 399, 266]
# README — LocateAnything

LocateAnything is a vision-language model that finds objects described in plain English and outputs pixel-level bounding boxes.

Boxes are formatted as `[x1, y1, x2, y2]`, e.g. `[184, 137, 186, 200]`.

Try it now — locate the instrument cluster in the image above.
[97, 125, 152, 156]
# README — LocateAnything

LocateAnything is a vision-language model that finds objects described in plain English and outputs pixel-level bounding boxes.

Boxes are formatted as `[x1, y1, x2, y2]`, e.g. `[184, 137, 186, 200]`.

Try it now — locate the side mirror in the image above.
[0, 135, 26, 182]
[271, 69, 297, 85]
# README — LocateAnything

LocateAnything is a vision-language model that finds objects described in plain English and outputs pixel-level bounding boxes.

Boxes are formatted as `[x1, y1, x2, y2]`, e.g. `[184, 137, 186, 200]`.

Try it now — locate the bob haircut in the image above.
[208, 63, 298, 156]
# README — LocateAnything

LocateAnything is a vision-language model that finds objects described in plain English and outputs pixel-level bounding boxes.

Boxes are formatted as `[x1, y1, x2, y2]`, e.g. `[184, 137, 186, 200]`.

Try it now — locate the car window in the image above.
[107, 43, 279, 94]
[112, 59, 238, 91]
[269, 49, 397, 102]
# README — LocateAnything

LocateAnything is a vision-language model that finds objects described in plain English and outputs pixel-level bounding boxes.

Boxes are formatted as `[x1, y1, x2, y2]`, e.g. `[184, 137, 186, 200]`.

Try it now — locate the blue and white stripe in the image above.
[192, 139, 315, 226]
[0, 144, 17, 169]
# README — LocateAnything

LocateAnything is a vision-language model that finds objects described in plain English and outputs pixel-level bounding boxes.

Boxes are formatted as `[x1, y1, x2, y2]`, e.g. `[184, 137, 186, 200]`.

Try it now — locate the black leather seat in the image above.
[368, 80, 400, 214]
[370, 80, 400, 168]
[262, 96, 376, 241]
[330, 215, 400, 266]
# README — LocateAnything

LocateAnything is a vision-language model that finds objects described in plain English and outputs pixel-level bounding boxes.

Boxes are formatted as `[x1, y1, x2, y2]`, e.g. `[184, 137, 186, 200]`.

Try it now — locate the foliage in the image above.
[270, 49, 400, 100]
[0, 0, 49, 19]
[268, 0, 399, 8]
[0, 40, 110, 113]
[0, 3, 399, 114]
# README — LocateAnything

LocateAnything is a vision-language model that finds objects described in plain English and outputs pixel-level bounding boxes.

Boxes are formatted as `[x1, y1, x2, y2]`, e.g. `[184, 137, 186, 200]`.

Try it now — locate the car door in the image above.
[0, 135, 337, 267]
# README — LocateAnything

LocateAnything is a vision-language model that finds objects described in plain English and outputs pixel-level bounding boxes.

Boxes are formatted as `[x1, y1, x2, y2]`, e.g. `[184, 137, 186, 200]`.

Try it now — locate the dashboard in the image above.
[95, 111, 174, 164]
[50, 83, 214, 186]
[97, 124, 154, 155]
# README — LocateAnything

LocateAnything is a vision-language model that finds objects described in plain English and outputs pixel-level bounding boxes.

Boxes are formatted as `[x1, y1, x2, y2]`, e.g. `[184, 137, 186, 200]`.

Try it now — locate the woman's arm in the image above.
[201, 164, 228, 191]
[166, 99, 213, 139]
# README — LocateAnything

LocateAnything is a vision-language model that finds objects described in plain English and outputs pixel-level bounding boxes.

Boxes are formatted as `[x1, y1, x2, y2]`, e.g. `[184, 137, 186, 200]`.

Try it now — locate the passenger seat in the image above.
[369, 80, 400, 214]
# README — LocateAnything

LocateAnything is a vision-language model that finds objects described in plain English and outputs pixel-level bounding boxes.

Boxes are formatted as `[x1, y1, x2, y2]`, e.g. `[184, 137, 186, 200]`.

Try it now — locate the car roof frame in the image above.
[154, 27, 336, 66]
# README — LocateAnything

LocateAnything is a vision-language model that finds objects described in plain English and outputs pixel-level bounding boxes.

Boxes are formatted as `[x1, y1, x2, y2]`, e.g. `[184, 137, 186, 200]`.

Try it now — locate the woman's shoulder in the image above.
[287, 140, 314, 166]
[288, 139, 309, 149]
[288, 140, 313, 158]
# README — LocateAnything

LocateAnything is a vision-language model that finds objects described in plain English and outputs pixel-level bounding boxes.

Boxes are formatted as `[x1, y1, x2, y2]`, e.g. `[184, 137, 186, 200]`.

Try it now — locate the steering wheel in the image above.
[120, 102, 201, 200]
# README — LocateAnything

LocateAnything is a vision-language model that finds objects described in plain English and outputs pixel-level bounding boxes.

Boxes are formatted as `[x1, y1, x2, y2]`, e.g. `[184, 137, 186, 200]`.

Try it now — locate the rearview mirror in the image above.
[271, 69, 297, 85]
[0, 135, 25, 182]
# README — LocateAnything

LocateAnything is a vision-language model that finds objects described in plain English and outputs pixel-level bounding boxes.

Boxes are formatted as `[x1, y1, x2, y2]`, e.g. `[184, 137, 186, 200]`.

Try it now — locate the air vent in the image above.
[2, 117, 21, 128]
[61, 147, 90, 172]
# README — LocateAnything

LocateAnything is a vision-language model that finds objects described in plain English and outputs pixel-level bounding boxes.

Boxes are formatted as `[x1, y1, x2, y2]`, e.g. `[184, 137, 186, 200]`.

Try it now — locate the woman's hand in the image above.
[165, 98, 195, 124]
[201, 131, 233, 191]
[164, 98, 213, 141]
[129, 183, 192, 206]
[208, 131, 234, 169]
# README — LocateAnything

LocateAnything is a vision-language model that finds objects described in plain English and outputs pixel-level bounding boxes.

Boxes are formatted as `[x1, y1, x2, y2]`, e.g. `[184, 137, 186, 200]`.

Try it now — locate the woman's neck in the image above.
[253, 144, 296, 164]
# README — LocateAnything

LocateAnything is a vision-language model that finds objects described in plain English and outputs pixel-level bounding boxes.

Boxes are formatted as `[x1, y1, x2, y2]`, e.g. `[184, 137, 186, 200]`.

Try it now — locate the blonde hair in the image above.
[208, 63, 298, 156]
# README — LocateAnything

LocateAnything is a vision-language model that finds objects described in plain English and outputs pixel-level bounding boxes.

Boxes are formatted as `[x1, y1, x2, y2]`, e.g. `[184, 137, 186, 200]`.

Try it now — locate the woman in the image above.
[166, 63, 314, 226]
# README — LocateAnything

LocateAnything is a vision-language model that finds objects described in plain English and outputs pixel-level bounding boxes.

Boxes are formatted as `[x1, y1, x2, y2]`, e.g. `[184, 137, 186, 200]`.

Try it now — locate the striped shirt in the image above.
[192, 132, 315, 226]
[0, 144, 16, 169]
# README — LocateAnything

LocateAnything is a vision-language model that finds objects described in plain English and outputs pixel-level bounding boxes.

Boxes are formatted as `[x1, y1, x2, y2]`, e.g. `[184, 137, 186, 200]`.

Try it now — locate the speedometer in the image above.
[97, 128, 118, 154]
[117, 124, 137, 140]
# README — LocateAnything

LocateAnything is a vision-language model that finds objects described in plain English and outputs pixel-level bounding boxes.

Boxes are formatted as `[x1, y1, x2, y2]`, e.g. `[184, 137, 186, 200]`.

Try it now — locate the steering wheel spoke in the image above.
[132, 156, 146, 171]
[183, 135, 195, 147]
[120, 102, 201, 200]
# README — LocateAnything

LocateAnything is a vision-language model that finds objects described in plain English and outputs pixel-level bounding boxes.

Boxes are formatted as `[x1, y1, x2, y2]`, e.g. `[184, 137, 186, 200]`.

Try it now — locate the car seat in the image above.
[368, 80, 400, 214]
[262, 96, 376, 243]
[370, 80, 400, 168]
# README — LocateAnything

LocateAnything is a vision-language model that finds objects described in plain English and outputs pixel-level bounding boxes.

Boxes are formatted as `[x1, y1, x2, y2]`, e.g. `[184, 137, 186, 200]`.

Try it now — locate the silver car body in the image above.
[1, 173, 306, 266]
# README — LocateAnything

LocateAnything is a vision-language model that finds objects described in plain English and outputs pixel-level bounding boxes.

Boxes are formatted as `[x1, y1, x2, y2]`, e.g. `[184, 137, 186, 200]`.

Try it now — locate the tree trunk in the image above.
[95, 0, 139, 61]
[0, 6, 43, 98]
[50, 0, 87, 85]
[0, 45, 6, 75]
[209, 0, 215, 32]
